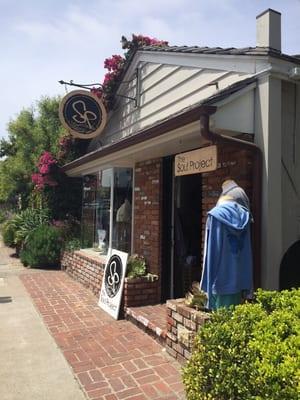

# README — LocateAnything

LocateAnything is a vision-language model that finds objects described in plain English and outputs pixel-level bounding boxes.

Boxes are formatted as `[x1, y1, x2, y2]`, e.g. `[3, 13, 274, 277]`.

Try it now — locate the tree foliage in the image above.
[0, 97, 64, 205]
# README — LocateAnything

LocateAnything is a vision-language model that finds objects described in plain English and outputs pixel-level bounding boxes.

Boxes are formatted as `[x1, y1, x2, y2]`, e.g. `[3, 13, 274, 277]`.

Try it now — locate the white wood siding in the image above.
[281, 81, 300, 255]
[89, 60, 251, 151]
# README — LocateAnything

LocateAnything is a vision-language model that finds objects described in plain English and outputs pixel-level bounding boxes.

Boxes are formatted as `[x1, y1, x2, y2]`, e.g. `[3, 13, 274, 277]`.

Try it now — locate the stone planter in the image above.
[166, 298, 210, 363]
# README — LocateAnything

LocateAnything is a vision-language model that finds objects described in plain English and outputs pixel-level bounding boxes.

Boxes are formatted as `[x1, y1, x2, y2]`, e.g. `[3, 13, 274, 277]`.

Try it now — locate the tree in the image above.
[0, 96, 64, 206]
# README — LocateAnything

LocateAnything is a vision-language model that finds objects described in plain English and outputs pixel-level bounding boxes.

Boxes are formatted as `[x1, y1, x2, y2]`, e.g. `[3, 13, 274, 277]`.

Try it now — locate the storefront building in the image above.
[62, 9, 300, 306]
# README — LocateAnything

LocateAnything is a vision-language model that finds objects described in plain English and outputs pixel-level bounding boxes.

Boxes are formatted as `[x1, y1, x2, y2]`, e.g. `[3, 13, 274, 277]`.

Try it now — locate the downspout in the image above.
[200, 112, 262, 289]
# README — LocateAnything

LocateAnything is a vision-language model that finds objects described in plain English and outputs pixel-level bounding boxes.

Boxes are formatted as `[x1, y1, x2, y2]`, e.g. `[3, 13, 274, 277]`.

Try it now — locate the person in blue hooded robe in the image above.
[200, 190, 253, 310]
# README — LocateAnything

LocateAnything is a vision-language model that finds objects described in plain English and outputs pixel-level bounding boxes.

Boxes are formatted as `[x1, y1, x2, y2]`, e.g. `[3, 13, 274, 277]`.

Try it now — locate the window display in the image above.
[81, 168, 132, 255]
[112, 168, 133, 253]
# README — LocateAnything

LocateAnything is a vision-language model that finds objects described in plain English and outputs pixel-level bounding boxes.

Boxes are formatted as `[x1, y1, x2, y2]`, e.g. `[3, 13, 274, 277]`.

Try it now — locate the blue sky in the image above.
[0, 0, 300, 139]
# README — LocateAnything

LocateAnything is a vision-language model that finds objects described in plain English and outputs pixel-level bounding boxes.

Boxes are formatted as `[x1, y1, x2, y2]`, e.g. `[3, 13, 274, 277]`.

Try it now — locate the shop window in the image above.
[81, 174, 100, 249]
[112, 168, 133, 252]
[81, 168, 132, 255]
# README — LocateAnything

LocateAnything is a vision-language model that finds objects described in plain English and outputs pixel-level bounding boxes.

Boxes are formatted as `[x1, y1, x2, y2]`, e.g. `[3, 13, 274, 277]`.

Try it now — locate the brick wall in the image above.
[134, 159, 162, 303]
[61, 251, 160, 309]
[166, 299, 210, 363]
[61, 145, 254, 309]
[201, 145, 253, 253]
[61, 251, 105, 296]
[123, 276, 160, 308]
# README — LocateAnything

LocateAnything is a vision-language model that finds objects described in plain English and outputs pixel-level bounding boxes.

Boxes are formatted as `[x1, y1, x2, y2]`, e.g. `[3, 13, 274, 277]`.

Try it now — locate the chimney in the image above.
[256, 9, 281, 52]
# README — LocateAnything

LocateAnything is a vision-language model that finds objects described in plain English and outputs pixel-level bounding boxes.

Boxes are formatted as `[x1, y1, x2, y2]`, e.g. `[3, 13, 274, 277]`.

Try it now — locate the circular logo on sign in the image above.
[104, 255, 123, 298]
[59, 90, 107, 139]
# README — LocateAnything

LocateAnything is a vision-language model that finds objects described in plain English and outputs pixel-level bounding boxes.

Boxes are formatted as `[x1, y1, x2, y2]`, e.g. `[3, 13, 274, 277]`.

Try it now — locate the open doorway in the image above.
[173, 174, 202, 298]
[161, 157, 202, 301]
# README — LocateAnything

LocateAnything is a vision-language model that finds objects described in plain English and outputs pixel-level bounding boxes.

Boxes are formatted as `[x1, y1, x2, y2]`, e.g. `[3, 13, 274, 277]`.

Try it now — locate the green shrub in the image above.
[0, 210, 6, 224]
[182, 289, 300, 400]
[64, 237, 81, 251]
[126, 254, 146, 278]
[20, 224, 63, 268]
[1, 220, 16, 247]
[52, 216, 81, 243]
[10, 208, 50, 248]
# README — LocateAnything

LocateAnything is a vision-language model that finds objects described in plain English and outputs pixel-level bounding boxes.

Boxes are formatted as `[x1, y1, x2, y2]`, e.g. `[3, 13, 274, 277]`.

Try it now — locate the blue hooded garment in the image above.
[200, 201, 253, 309]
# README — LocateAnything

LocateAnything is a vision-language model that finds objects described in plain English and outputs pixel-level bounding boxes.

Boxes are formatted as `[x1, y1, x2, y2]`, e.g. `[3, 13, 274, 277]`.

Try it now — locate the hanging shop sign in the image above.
[59, 90, 107, 139]
[98, 250, 128, 320]
[175, 145, 217, 176]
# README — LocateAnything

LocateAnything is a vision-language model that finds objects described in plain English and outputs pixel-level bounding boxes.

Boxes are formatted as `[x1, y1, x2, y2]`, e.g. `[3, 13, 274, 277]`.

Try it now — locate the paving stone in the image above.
[21, 271, 185, 399]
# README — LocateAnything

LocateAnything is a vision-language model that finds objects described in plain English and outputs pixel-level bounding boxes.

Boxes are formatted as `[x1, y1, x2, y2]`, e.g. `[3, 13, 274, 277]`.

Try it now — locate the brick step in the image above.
[124, 304, 167, 346]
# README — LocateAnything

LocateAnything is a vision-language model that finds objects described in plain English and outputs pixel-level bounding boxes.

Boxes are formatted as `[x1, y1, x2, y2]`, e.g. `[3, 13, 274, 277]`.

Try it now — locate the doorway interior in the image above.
[161, 156, 202, 301]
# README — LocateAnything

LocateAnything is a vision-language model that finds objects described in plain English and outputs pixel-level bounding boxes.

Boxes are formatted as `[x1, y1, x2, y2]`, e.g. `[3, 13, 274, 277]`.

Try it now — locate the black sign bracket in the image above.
[59, 67, 141, 108]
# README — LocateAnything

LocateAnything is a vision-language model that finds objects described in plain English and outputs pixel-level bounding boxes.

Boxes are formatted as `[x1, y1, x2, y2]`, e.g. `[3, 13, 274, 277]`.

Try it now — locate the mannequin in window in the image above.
[200, 179, 252, 310]
[116, 198, 131, 251]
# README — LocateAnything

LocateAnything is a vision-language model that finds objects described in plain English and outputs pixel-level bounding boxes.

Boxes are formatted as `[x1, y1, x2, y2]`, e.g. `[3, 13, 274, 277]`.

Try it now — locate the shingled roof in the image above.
[140, 45, 300, 64]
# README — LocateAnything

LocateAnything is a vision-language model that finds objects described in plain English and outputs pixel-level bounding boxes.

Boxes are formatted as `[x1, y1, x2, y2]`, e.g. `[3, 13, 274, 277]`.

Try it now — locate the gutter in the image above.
[62, 105, 216, 172]
[200, 112, 262, 289]
[63, 76, 257, 173]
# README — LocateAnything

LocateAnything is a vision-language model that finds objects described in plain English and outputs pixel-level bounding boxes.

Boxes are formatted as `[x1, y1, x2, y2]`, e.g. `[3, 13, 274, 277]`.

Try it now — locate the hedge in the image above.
[182, 288, 300, 400]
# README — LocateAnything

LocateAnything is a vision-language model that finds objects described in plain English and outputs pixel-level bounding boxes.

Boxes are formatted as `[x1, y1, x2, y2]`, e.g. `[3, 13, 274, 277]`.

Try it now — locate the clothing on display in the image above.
[116, 199, 131, 223]
[115, 199, 131, 252]
[200, 192, 253, 310]
[219, 179, 250, 210]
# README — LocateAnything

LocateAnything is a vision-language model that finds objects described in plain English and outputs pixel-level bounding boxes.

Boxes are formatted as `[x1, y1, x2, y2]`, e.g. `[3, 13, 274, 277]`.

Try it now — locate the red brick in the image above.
[140, 383, 158, 398]
[132, 368, 154, 379]
[153, 380, 171, 394]
[124, 395, 147, 400]
[132, 359, 147, 370]
[120, 375, 137, 389]
[89, 369, 104, 382]
[85, 380, 109, 391]
[117, 387, 146, 400]
[120, 360, 137, 373]
[77, 371, 93, 386]
[87, 387, 112, 399]
[108, 378, 126, 392]
[20, 272, 184, 400]
[135, 374, 160, 385]
[72, 361, 95, 373]
[104, 395, 117, 400]
[104, 395, 118, 400]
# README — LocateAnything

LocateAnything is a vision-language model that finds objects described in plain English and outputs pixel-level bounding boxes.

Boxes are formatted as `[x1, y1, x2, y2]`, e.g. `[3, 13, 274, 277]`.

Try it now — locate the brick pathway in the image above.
[125, 304, 167, 343]
[21, 272, 185, 400]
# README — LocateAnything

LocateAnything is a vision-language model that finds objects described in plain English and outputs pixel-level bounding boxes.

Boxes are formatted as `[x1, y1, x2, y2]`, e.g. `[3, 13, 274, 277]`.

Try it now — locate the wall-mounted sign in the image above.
[98, 250, 128, 320]
[175, 145, 217, 176]
[59, 90, 107, 139]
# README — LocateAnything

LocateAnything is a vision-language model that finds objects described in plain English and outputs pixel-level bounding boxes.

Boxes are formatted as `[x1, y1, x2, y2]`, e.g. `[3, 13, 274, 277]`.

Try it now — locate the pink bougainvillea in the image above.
[130, 34, 168, 47]
[38, 151, 57, 174]
[104, 54, 125, 72]
[32, 151, 58, 190]
[94, 34, 168, 109]
[31, 173, 45, 190]
[57, 134, 73, 161]
[90, 87, 103, 99]
[102, 55, 125, 90]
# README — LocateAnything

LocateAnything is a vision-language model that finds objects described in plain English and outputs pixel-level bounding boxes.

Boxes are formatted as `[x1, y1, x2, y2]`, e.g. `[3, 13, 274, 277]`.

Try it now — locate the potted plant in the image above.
[184, 281, 208, 311]
[126, 254, 158, 281]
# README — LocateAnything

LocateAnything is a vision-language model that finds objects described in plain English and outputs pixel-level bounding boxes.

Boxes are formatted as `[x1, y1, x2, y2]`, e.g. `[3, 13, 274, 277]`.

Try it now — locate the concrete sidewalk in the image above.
[0, 239, 86, 400]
